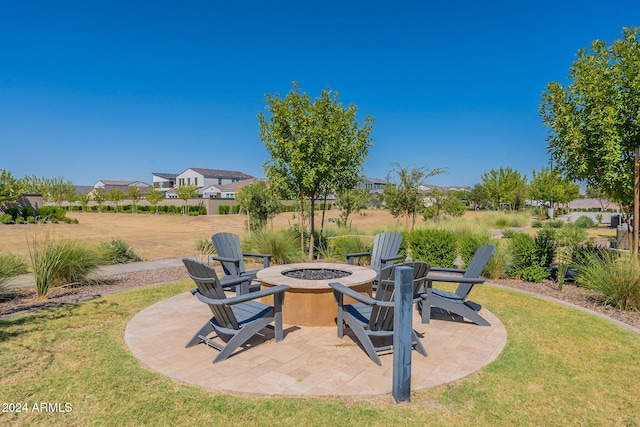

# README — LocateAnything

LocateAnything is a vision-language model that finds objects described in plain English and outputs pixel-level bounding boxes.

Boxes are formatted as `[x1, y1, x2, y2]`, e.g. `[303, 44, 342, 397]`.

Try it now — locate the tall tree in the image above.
[76, 193, 90, 212]
[92, 189, 106, 213]
[481, 167, 527, 211]
[259, 82, 374, 259]
[236, 181, 282, 232]
[0, 169, 24, 205]
[540, 27, 640, 253]
[173, 185, 198, 215]
[145, 187, 165, 214]
[382, 163, 445, 234]
[106, 189, 125, 213]
[528, 167, 580, 209]
[127, 186, 142, 213]
[335, 188, 371, 227]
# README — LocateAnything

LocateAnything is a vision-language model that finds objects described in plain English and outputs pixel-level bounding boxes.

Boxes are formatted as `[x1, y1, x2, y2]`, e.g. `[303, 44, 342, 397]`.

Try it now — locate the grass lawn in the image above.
[1, 282, 639, 426]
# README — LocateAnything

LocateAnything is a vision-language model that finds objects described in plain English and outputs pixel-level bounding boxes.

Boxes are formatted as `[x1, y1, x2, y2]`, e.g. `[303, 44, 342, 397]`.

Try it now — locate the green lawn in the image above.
[1, 282, 639, 426]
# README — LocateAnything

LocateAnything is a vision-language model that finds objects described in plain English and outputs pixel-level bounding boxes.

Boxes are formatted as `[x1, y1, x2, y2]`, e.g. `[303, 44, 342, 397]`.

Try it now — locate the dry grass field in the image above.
[0, 210, 408, 261]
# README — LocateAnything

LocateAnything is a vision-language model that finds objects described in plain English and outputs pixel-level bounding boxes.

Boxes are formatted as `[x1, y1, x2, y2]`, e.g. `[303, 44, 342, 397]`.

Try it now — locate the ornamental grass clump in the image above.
[576, 251, 640, 311]
[0, 252, 28, 290]
[98, 239, 142, 264]
[27, 231, 101, 298]
[243, 229, 301, 265]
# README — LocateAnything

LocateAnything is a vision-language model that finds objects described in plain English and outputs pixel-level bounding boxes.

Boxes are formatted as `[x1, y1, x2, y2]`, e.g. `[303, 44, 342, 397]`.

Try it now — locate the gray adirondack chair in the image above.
[183, 258, 290, 363]
[419, 245, 495, 326]
[210, 232, 272, 294]
[345, 232, 404, 285]
[329, 261, 430, 365]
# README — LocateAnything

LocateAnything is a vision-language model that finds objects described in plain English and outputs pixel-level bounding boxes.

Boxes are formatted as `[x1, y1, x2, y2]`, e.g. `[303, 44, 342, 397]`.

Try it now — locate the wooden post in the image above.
[393, 266, 413, 403]
[634, 146, 639, 261]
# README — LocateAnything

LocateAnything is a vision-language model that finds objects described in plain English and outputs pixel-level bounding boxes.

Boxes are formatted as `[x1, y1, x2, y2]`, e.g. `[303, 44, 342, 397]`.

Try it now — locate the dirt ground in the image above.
[0, 210, 408, 260]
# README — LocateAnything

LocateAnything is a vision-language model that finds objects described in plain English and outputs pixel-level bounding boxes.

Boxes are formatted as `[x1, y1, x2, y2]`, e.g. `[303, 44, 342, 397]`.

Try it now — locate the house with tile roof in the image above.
[201, 177, 267, 199]
[167, 168, 255, 199]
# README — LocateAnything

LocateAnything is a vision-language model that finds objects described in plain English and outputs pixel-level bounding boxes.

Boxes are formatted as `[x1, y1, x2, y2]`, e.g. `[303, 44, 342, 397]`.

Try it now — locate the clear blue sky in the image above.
[1, 1, 637, 186]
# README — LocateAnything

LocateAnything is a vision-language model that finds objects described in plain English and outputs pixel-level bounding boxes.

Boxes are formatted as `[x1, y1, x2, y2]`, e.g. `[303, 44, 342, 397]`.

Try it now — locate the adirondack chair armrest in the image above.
[429, 267, 466, 274]
[209, 255, 241, 264]
[425, 275, 486, 285]
[380, 254, 403, 263]
[345, 251, 372, 265]
[329, 282, 377, 306]
[219, 275, 253, 288]
[242, 253, 273, 268]
[224, 284, 291, 305]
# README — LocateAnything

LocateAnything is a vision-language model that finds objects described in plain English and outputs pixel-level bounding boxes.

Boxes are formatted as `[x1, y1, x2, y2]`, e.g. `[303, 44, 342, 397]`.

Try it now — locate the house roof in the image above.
[183, 168, 254, 180]
[217, 178, 267, 192]
[152, 172, 178, 180]
[362, 177, 388, 184]
[74, 185, 95, 195]
[95, 180, 150, 187]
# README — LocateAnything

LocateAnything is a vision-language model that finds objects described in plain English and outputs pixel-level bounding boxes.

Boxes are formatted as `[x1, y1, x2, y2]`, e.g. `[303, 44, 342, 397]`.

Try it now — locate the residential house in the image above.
[92, 180, 151, 196]
[170, 168, 254, 198]
[357, 177, 388, 194]
[202, 178, 267, 199]
[151, 173, 177, 190]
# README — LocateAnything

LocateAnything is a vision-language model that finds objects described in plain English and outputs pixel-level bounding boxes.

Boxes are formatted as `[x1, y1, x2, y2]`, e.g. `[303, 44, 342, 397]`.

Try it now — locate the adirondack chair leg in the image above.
[412, 330, 428, 357]
[186, 321, 215, 348]
[419, 299, 432, 324]
[274, 293, 284, 342]
[334, 292, 345, 338]
[343, 312, 382, 366]
[212, 317, 273, 363]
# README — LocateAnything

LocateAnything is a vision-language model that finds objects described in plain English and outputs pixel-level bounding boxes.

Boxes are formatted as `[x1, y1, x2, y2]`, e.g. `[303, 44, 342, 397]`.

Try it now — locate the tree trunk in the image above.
[308, 197, 316, 261]
[634, 147, 639, 261]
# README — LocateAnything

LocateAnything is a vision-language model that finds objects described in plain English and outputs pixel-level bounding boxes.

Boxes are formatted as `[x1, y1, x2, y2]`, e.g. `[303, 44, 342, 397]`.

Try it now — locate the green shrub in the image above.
[508, 232, 554, 281]
[323, 235, 371, 263]
[518, 265, 550, 282]
[231, 205, 240, 214]
[15, 216, 25, 224]
[0, 252, 28, 288]
[484, 241, 510, 280]
[0, 214, 13, 224]
[532, 221, 543, 228]
[501, 229, 517, 239]
[243, 229, 302, 265]
[545, 220, 565, 228]
[407, 229, 457, 268]
[28, 232, 101, 297]
[576, 251, 640, 310]
[37, 206, 68, 222]
[98, 239, 142, 264]
[457, 233, 492, 268]
[574, 215, 596, 229]
[218, 205, 230, 215]
[27, 216, 36, 224]
[194, 237, 215, 262]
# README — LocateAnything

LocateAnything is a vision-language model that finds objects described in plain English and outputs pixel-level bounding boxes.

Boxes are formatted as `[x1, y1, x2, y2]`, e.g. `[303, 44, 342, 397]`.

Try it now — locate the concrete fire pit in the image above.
[256, 262, 377, 326]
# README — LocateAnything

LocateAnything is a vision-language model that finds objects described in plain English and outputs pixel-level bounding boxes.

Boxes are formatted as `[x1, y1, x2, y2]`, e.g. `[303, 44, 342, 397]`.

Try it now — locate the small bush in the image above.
[27, 216, 36, 224]
[457, 233, 492, 268]
[484, 241, 510, 280]
[0, 252, 28, 288]
[243, 229, 302, 265]
[218, 205, 230, 215]
[576, 251, 640, 310]
[15, 216, 25, 224]
[98, 239, 142, 264]
[574, 215, 596, 229]
[408, 229, 457, 268]
[28, 232, 101, 297]
[508, 232, 554, 281]
[518, 265, 550, 282]
[0, 214, 13, 224]
[324, 235, 371, 263]
[194, 237, 215, 262]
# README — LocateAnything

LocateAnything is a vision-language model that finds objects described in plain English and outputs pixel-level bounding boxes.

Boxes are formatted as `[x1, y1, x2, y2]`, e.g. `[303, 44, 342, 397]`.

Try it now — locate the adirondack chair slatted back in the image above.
[370, 232, 403, 273]
[182, 258, 239, 330]
[455, 245, 495, 299]
[211, 232, 245, 276]
[369, 261, 430, 331]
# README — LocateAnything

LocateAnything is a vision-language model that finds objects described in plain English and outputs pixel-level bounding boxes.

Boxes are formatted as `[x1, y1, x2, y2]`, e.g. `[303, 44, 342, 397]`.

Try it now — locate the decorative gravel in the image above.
[282, 268, 352, 280]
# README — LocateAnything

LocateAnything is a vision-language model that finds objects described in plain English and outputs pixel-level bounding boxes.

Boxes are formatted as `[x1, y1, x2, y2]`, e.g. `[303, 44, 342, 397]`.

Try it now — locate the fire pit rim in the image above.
[256, 262, 377, 290]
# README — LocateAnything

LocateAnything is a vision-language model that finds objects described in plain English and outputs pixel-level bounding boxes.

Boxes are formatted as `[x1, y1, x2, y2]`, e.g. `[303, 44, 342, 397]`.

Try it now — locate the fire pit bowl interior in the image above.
[256, 263, 377, 326]
[282, 268, 352, 280]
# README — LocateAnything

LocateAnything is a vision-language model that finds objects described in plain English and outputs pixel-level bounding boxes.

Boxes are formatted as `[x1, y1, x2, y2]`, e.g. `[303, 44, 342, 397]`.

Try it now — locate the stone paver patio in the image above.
[125, 292, 507, 397]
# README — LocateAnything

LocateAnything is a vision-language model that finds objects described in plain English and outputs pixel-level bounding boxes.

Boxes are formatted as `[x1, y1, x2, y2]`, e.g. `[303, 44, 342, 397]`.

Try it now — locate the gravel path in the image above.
[1, 266, 639, 333]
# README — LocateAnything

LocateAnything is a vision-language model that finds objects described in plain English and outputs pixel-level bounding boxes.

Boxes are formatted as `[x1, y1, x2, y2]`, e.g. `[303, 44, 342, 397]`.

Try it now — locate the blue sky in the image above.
[1, 1, 638, 186]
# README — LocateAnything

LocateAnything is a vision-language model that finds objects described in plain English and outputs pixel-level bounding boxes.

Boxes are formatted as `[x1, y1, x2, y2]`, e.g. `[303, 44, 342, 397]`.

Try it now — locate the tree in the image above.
[106, 189, 125, 213]
[145, 187, 165, 214]
[259, 82, 374, 259]
[480, 167, 527, 210]
[467, 183, 491, 210]
[585, 185, 613, 212]
[528, 167, 580, 209]
[38, 177, 75, 208]
[127, 186, 142, 213]
[335, 188, 371, 227]
[383, 163, 445, 234]
[173, 185, 198, 215]
[77, 193, 90, 212]
[0, 169, 24, 205]
[236, 181, 282, 232]
[540, 27, 640, 253]
[92, 189, 106, 213]
[422, 188, 466, 221]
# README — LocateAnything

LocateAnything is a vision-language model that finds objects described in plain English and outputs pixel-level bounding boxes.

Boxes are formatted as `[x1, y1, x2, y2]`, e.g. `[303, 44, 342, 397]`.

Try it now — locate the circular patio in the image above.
[125, 291, 507, 397]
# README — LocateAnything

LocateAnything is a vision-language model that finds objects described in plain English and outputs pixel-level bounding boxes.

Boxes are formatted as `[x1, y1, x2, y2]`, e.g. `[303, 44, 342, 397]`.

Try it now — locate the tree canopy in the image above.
[480, 167, 527, 210]
[528, 167, 580, 207]
[236, 181, 282, 232]
[259, 82, 374, 259]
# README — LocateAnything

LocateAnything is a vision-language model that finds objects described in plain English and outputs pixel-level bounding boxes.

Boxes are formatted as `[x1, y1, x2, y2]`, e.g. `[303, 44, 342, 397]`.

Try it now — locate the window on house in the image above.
[195, 177, 198, 186]
[218, 178, 222, 185]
